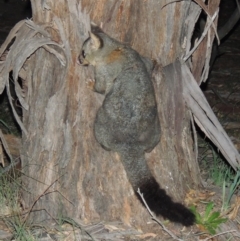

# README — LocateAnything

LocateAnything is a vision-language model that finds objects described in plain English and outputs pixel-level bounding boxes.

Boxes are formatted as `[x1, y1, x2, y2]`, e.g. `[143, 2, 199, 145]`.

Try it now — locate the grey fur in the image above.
[78, 29, 195, 226]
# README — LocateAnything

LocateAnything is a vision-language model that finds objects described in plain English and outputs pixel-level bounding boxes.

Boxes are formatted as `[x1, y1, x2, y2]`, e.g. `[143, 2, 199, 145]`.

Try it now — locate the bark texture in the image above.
[0, 0, 211, 230]
[23, 0, 202, 228]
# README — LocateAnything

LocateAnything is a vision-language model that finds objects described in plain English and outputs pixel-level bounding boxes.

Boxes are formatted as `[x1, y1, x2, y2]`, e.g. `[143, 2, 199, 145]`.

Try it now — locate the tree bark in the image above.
[0, 0, 220, 232]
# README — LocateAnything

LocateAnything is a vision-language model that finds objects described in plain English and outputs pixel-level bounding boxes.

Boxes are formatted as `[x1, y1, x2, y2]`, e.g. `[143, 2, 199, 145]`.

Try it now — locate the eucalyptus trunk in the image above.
[0, 0, 221, 231]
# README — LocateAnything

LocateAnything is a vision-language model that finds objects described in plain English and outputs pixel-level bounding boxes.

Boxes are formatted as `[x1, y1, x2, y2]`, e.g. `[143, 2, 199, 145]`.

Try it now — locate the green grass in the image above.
[199, 141, 239, 222]
[4, 216, 36, 241]
[0, 173, 20, 214]
[201, 143, 236, 187]
[0, 173, 37, 241]
[0, 119, 11, 133]
[222, 170, 240, 212]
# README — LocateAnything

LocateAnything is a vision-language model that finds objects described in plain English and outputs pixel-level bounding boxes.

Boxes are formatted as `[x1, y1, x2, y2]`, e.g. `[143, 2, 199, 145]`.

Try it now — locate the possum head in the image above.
[78, 32, 103, 66]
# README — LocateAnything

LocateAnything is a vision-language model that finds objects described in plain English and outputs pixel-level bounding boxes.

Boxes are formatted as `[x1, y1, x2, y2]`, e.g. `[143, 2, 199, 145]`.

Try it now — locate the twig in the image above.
[137, 188, 184, 241]
[202, 230, 237, 241]
[0, 159, 21, 175]
[22, 173, 65, 224]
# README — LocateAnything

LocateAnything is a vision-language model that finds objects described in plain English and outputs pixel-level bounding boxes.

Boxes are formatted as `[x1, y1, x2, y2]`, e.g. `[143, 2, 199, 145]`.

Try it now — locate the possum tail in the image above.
[118, 145, 195, 226]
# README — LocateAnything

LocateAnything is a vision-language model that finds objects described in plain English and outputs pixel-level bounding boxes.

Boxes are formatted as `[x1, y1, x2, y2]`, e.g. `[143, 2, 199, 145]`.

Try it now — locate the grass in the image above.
[0, 172, 37, 241]
[4, 216, 36, 241]
[0, 173, 20, 215]
[198, 140, 239, 232]
[0, 119, 11, 133]
[200, 142, 236, 187]
[0, 171, 96, 241]
[222, 170, 240, 212]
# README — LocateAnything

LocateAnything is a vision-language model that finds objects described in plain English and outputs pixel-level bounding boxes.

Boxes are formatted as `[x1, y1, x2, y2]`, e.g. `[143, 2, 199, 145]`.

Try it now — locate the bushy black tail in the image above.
[118, 146, 195, 226]
[138, 176, 195, 226]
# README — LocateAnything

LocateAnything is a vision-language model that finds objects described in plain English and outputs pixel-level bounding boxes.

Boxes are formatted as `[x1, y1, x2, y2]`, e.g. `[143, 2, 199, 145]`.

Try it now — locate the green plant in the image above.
[4, 216, 36, 241]
[190, 202, 227, 234]
[0, 173, 36, 240]
[0, 119, 11, 133]
[210, 147, 235, 186]
[222, 170, 240, 212]
[0, 173, 20, 214]
[201, 143, 235, 187]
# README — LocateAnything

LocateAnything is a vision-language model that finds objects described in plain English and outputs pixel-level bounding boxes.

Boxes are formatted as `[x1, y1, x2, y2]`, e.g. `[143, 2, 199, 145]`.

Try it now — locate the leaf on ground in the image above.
[136, 233, 157, 239]
[228, 196, 240, 220]
[185, 189, 215, 205]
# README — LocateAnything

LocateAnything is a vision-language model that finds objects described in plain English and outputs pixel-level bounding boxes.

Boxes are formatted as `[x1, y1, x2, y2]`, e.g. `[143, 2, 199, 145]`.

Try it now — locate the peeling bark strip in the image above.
[0, 20, 66, 137]
[166, 60, 240, 170]
[188, 0, 220, 85]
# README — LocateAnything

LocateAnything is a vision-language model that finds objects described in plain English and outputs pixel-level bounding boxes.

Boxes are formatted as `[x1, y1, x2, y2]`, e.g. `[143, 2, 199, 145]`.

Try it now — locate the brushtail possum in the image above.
[78, 26, 195, 226]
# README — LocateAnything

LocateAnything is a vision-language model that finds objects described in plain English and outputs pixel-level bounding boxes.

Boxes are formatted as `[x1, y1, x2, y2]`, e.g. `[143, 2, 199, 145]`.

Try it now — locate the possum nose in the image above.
[77, 55, 84, 65]
[77, 55, 89, 66]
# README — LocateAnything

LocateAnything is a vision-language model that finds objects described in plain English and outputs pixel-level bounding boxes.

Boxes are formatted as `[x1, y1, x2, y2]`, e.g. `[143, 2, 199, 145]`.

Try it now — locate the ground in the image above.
[0, 0, 239, 240]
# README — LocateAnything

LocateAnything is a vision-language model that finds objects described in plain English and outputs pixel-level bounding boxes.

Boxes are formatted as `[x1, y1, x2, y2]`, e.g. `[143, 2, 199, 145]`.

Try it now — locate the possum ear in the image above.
[89, 32, 102, 50]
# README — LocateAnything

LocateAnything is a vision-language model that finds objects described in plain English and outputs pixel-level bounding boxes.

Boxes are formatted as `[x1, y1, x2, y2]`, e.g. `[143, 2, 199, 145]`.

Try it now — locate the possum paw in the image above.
[86, 78, 95, 90]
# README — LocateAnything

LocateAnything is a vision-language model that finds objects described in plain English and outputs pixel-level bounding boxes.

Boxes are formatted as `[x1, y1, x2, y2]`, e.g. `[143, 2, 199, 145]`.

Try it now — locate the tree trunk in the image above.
[0, 0, 220, 232]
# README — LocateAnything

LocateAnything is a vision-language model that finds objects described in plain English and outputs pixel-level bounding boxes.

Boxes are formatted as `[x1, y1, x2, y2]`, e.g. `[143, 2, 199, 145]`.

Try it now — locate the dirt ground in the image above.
[0, 0, 239, 240]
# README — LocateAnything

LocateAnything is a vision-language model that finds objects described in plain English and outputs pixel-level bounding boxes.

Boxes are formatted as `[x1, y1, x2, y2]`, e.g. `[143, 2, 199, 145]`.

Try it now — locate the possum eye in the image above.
[82, 50, 86, 58]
